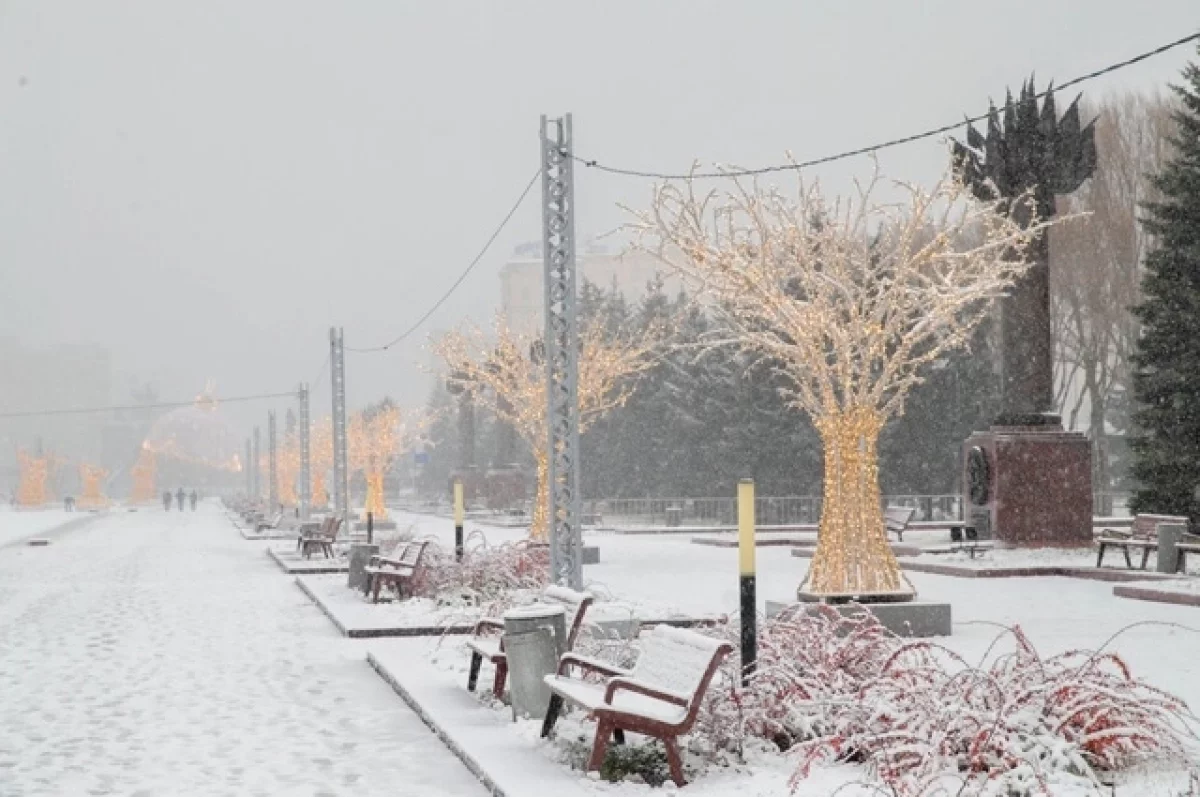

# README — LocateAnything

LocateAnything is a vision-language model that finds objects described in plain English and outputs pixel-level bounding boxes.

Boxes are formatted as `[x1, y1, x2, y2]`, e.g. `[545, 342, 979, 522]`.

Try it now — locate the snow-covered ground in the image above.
[398, 511, 1200, 719]
[0, 503, 487, 797]
[0, 506, 84, 548]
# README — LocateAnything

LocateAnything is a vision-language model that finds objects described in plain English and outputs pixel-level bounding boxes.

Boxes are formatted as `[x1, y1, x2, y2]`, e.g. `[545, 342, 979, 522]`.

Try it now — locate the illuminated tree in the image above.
[130, 448, 157, 503]
[435, 314, 663, 540]
[78, 464, 110, 509]
[310, 417, 333, 507]
[631, 164, 1041, 599]
[348, 403, 434, 521]
[16, 449, 51, 507]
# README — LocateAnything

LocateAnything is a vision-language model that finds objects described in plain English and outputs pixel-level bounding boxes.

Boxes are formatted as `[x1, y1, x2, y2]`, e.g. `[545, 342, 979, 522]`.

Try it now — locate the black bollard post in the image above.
[367, 511, 374, 545]
[453, 480, 464, 562]
[738, 479, 757, 685]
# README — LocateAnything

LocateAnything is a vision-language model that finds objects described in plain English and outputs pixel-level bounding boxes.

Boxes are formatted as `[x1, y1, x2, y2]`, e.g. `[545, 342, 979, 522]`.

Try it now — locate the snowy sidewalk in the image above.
[0, 504, 487, 797]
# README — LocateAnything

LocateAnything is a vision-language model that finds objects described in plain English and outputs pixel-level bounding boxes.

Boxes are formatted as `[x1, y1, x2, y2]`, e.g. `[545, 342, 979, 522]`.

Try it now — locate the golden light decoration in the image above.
[630, 160, 1045, 600]
[435, 313, 665, 541]
[347, 403, 432, 522]
[277, 427, 300, 507]
[142, 384, 240, 472]
[16, 449, 51, 507]
[310, 417, 333, 507]
[130, 447, 157, 503]
[78, 463, 110, 510]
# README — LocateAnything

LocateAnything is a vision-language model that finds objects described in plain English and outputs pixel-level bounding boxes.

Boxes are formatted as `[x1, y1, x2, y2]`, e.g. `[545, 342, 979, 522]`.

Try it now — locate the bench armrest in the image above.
[603, 677, 688, 707]
[472, 618, 505, 636]
[556, 652, 629, 678]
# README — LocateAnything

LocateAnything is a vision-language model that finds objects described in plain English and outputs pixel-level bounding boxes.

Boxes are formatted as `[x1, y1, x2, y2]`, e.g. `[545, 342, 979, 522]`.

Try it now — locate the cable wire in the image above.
[0, 391, 300, 420]
[571, 31, 1200, 180]
[347, 168, 542, 353]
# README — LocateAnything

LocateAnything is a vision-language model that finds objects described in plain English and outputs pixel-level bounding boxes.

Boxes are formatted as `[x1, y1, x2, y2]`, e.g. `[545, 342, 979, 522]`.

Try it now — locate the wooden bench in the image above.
[885, 506, 916, 542]
[1096, 514, 1188, 569]
[255, 510, 283, 532]
[1173, 532, 1200, 573]
[465, 585, 594, 698]
[541, 625, 733, 787]
[364, 540, 429, 603]
[299, 516, 342, 559]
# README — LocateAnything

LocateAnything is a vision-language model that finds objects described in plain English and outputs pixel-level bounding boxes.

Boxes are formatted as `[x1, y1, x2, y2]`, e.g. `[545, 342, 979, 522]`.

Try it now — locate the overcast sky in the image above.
[1, 1, 1196, 435]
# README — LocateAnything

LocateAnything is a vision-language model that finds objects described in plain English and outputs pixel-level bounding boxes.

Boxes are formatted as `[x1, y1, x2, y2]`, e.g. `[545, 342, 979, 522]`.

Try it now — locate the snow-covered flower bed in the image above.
[412, 601, 1200, 796]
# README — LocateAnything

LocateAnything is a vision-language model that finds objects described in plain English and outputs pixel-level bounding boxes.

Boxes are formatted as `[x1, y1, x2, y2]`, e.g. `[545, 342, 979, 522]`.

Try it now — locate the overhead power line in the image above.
[0, 391, 299, 420]
[348, 168, 543, 353]
[571, 31, 1200, 180]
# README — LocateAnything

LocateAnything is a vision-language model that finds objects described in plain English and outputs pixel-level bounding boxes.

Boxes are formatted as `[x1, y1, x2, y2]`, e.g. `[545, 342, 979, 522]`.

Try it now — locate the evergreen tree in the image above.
[1129, 47, 1200, 525]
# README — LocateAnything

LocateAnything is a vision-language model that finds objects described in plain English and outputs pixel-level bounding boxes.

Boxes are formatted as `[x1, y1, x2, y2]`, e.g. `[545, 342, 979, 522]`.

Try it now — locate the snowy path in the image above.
[0, 504, 486, 797]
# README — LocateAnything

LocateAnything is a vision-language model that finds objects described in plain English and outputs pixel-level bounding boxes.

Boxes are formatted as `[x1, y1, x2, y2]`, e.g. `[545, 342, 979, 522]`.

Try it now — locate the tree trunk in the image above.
[802, 408, 912, 599]
[530, 448, 549, 541]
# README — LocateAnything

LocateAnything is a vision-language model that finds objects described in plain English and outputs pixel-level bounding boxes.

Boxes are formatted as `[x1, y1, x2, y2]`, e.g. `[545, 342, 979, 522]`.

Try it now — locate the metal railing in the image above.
[586, 491, 1134, 529]
[586, 494, 964, 529]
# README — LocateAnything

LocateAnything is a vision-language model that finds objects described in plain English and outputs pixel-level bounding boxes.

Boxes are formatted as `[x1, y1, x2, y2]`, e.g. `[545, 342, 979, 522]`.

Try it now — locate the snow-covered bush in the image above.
[412, 530, 549, 604]
[690, 610, 1198, 795]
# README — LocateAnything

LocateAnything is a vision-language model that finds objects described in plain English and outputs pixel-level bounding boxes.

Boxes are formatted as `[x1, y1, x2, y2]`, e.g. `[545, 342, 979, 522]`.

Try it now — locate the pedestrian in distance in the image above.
[189, 490, 197, 511]
[162, 491, 172, 511]
[176, 487, 186, 511]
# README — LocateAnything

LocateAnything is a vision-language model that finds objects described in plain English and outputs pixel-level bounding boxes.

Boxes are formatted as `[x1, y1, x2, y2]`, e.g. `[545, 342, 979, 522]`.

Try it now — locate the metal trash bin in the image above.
[347, 543, 379, 592]
[502, 604, 567, 720]
[1157, 523, 1188, 574]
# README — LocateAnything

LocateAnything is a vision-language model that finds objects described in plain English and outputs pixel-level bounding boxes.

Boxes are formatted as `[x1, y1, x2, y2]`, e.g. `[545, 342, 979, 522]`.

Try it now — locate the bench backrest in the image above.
[1132, 513, 1189, 540]
[629, 626, 732, 721]
[541, 585, 594, 650]
[885, 506, 915, 532]
[270, 511, 283, 525]
[398, 540, 427, 568]
[324, 516, 343, 540]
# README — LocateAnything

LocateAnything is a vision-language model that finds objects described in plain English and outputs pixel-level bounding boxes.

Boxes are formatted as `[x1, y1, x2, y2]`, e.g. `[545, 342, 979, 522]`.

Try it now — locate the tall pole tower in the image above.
[330, 327, 350, 531]
[252, 426, 261, 502]
[244, 438, 252, 496]
[298, 383, 311, 520]
[540, 113, 582, 589]
[267, 410, 278, 512]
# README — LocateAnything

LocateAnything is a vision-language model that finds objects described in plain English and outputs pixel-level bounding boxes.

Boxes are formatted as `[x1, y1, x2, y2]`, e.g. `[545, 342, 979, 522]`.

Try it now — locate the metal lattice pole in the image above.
[330, 327, 350, 531]
[244, 438, 252, 496]
[298, 383, 311, 520]
[267, 411, 278, 512]
[540, 113, 582, 589]
[252, 426, 261, 502]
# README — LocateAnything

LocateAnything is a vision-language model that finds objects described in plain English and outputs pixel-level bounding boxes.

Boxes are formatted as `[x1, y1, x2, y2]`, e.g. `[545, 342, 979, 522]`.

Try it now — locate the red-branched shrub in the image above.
[690, 610, 1198, 795]
[411, 531, 549, 603]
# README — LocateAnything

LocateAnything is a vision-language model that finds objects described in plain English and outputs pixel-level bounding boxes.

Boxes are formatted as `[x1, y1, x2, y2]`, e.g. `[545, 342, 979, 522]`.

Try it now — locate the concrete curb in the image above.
[0, 512, 104, 551]
[366, 651, 506, 797]
[267, 547, 348, 575]
[292, 576, 475, 639]
[1113, 583, 1200, 607]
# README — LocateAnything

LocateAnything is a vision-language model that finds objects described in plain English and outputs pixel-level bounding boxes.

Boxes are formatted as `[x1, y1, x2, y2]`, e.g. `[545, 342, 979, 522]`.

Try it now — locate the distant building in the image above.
[499, 241, 682, 337]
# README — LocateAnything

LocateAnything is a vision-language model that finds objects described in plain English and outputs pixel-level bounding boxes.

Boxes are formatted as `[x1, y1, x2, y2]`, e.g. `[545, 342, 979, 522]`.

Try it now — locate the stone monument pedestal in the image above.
[964, 421, 1092, 548]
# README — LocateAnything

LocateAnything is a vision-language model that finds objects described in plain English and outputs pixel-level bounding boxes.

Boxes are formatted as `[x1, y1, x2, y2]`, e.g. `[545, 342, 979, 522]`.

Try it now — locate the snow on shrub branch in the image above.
[693, 608, 1198, 795]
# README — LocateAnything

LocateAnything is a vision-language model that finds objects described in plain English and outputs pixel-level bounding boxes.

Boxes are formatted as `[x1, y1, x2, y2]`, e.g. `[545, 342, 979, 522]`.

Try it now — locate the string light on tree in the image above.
[632, 160, 1045, 600]
[78, 464, 110, 510]
[130, 447, 157, 504]
[435, 314, 664, 541]
[348, 403, 434, 522]
[16, 449, 51, 507]
[310, 417, 333, 508]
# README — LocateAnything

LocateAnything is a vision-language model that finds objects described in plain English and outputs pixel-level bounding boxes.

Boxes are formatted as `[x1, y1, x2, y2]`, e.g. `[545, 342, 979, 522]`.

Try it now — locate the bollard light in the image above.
[454, 479, 465, 562]
[738, 478, 757, 684]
